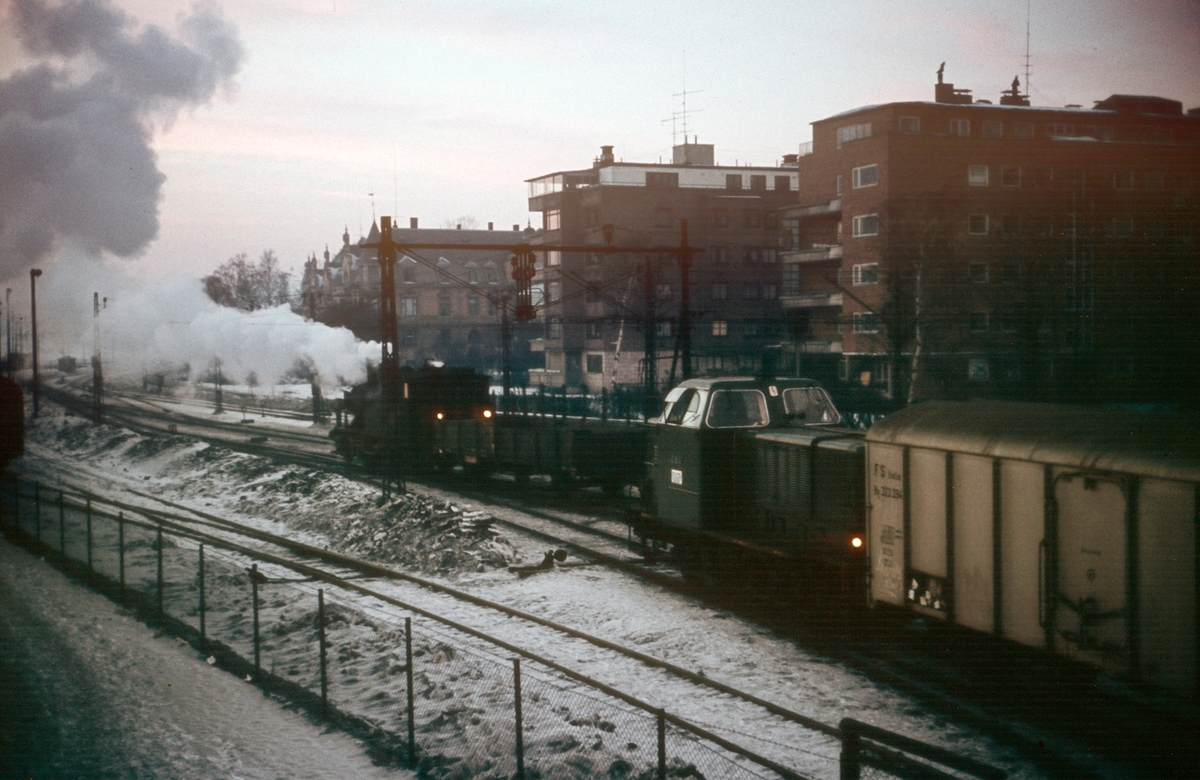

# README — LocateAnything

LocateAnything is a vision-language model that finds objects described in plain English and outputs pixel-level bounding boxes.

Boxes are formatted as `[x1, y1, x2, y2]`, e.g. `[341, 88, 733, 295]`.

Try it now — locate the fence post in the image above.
[601, 388, 608, 421]
[34, 481, 40, 541]
[198, 544, 206, 653]
[85, 497, 93, 572]
[251, 563, 261, 673]
[405, 616, 416, 766]
[839, 725, 861, 780]
[657, 708, 667, 780]
[513, 658, 525, 780]
[58, 490, 65, 558]
[157, 525, 165, 621]
[118, 512, 125, 601]
[317, 589, 328, 716]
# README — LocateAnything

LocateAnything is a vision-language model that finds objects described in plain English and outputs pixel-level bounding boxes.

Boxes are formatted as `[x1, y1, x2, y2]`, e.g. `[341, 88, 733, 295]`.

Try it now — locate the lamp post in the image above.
[30, 269, 42, 417]
[5, 288, 10, 379]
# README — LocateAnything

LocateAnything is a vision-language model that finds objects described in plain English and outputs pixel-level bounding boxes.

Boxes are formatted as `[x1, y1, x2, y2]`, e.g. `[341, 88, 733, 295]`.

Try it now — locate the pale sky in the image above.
[3, 0, 1199, 289]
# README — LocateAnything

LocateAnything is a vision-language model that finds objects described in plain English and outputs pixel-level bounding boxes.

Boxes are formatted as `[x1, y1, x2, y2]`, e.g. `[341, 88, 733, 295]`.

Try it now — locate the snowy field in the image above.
[7, 403, 1062, 780]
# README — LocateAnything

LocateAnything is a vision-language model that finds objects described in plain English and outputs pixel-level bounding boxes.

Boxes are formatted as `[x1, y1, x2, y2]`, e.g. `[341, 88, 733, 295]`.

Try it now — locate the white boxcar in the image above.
[866, 401, 1198, 696]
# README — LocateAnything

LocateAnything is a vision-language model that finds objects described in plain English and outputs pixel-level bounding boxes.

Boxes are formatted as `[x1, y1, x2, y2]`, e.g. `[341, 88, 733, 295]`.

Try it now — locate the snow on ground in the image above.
[0, 534, 411, 779]
[14, 404, 1053, 779]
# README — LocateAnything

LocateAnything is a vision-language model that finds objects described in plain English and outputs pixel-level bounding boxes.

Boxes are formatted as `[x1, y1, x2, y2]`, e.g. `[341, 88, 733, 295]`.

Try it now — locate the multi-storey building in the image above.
[525, 143, 799, 392]
[301, 220, 532, 373]
[782, 73, 1200, 406]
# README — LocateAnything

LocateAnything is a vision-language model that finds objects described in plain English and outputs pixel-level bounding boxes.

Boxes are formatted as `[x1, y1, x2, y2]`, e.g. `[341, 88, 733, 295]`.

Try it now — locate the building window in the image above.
[547, 317, 562, 339]
[969, 263, 989, 283]
[761, 248, 777, 263]
[585, 208, 600, 227]
[585, 354, 603, 374]
[711, 284, 728, 300]
[401, 297, 418, 316]
[657, 283, 672, 300]
[743, 321, 760, 337]
[950, 119, 970, 137]
[742, 284, 761, 299]
[968, 214, 989, 235]
[544, 209, 561, 230]
[774, 176, 791, 191]
[585, 322, 602, 340]
[1113, 171, 1135, 190]
[712, 246, 730, 264]
[402, 330, 416, 346]
[852, 164, 878, 188]
[586, 252, 601, 265]
[402, 267, 415, 283]
[1000, 215, 1021, 236]
[836, 174, 842, 195]
[899, 116, 920, 134]
[656, 320, 673, 337]
[547, 281, 561, 303]
[982, 120, 1003, 138]
[997, 309, 1019, 333]
[487, 299, 497, 316]
[851, 214, 879, 237]
[742, 210, 762, 228]
[646, 171, 679, 188]
[968, 358, 990, 382]
[998, 263, 1021, 283]
[836, 122, 872, 148]
[726, 174, 743, 191]
[1046, 123, 1073, 137]
[546, 251, 561, 267]
[968, 164, 989, 186]
[711, 209, 729, 228]
[1014, 122, 1034, 139]
[782, 265, 800, 297]
[467, 296, 480, 316]
[762, 284, 778, 300]
[654, 207, 673, 228]
[763, 212, 778, 230]
[750, 174, 767, 191]
[852, 312, 879, 334]
[1001, 166, 1021, 187]
[969, 311, 989, 332]
[1110, 216, 1134, 236]
[438, 292, 451, 316]
[1032, 167, 1053, 188]
[712, 320, 728, 336]
[1087, 125, 1115, 142]
[1144, 170, 1165, 191]
[853, 263, 879, 285]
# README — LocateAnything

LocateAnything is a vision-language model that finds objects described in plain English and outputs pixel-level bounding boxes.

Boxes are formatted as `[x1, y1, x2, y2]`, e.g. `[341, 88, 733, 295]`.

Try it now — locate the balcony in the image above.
[788, 198, 841, 218]
[782, 244, 842, 264]
[794, 339, 843, 354]
[781, 292, 844, 309]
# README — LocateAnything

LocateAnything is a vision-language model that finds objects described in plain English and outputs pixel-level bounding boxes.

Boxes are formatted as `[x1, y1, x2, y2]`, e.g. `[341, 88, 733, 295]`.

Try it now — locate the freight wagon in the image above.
[866, 401, 1199, 695]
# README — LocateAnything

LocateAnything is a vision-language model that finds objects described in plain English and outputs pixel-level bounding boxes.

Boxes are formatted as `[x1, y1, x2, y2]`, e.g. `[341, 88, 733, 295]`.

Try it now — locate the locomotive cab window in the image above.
[663, 388, 705, 427]
[781, 387, 842, 425]
[705, 390, 769, 429]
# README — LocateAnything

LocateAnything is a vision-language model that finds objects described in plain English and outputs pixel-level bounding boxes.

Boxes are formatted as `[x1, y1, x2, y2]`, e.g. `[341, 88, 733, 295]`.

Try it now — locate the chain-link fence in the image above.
[1, 475, 1005, 780]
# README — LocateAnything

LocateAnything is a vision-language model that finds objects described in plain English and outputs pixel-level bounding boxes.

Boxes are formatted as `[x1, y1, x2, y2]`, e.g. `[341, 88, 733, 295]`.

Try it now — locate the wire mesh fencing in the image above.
[0, 475, 1004, 780]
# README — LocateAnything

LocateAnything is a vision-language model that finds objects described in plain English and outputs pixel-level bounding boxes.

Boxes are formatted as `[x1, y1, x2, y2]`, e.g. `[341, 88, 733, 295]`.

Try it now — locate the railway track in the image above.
[28, 475, 854, 779]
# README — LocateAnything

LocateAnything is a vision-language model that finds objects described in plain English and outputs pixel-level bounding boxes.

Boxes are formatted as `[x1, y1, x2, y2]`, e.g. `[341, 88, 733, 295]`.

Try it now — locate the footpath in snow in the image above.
[0, 534, 410, 779]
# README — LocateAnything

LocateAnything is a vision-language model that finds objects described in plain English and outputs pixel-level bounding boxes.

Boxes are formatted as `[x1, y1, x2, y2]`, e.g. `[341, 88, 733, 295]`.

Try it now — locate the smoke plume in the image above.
[0, 0, 244, 271]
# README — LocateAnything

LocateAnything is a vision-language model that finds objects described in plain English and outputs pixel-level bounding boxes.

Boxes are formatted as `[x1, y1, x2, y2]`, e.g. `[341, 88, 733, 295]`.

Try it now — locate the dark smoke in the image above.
[0, 0, 243, 271]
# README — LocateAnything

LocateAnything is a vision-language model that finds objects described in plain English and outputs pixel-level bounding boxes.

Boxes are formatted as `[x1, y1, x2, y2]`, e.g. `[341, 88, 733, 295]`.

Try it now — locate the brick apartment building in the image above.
[524, 143, 799, 392]
[301, 220, 533, 373]
[782, 72, 1200, 406]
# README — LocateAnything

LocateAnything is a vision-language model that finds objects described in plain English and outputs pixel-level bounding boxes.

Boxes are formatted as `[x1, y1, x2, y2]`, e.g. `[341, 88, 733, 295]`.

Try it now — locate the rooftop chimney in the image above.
[488, 221, 494, 230]
[933, 62, 973, 104]
[410, 217, 418, 229]
[513, 224, 520, 231]
[599, 145, 615, 165]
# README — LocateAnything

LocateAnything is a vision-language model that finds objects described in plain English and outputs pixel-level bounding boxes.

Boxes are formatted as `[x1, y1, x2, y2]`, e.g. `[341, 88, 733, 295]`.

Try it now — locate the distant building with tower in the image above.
[523, 141, 799, 392]
[780, 70, 1200, 407]
[301, 219, 533, 375]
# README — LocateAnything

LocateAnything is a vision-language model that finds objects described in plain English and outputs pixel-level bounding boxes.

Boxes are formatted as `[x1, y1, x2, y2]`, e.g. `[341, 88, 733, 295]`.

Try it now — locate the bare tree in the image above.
[440, 215, 480, 230]
[203, 250, 292, 311]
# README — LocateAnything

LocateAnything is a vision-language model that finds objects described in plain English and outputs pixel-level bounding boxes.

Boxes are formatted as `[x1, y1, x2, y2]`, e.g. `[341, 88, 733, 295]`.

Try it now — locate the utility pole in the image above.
[642, 255, 658, 418]
[678, 219, 693, 380]
[30, 269, 42, 417]
[374, 216, 403, 496]
[4, 288, 10, 379]
[93, 293, 105, 423]
[499, 292, 513, 413]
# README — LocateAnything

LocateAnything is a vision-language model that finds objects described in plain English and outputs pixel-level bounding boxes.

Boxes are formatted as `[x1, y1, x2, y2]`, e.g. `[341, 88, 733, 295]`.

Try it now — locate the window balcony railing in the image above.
[781, 292, 844, 309]
[782, 244, 843, 264]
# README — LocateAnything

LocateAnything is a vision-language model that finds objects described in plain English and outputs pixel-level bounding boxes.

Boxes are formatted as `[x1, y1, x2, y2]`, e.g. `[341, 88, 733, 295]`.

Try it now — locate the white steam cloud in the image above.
[37, 258, 379, 390]
[0, 0, 243, 270]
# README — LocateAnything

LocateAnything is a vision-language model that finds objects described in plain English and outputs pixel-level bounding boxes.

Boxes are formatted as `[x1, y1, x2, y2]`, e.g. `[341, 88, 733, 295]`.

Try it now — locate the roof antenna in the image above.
[1024, 0, 1032, 96]
[662, 51, 703, 147]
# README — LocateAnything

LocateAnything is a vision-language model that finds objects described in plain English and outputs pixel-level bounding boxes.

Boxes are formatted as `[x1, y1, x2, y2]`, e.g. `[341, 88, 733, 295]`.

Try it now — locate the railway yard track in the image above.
[26, 379, 1200, 778]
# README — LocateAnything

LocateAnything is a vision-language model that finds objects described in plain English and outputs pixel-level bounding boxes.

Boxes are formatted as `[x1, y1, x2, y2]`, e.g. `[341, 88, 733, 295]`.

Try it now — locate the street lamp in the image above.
[30, 269, 42, 417]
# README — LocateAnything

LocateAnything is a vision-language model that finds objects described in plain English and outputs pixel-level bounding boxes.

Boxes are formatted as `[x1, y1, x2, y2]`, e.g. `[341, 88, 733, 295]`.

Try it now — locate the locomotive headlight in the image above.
[436, 412, 444, 420]
[483, 409, 492, 418]
[851, 535, 864, 549]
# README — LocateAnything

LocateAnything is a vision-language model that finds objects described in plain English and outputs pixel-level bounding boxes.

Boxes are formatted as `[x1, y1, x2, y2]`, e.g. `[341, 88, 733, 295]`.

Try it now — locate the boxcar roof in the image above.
[866, 401, 1200, 483]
